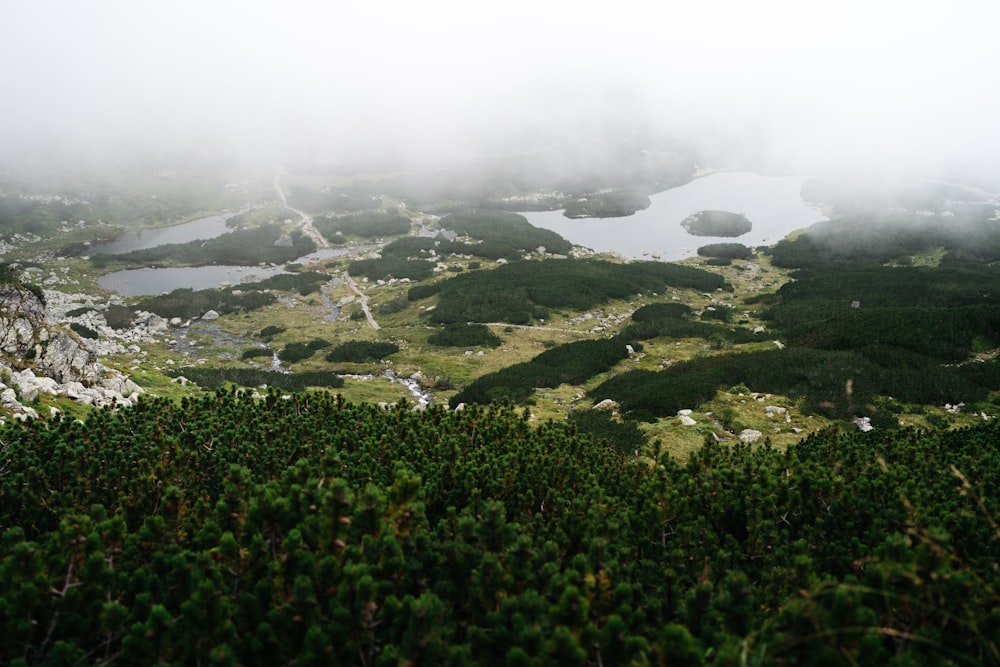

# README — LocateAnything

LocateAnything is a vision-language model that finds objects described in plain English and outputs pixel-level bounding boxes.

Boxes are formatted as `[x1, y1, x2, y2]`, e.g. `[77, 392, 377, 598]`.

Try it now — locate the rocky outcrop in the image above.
[0, 284, 142, 417]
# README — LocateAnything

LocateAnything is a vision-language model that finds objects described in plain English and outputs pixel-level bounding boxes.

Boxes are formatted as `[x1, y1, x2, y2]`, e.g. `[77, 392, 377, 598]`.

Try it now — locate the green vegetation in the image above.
[135, 287, 276, 320]
[380, 236, 444, 259]
[239, 271, 330, 296]
[103, 304, 135, 329]
[279, 338, 332, 364]
[240, 347, 272, 361]
[630, 302, 694, 321]
[69, 322, 98, 339]
[7, 169, 1000, 665]
[415, 258, 729, 325]
[769, 209, 1000, 267]
[0, 196, 87, 238]
[260, 325, 286, 340]
[568, 408, 647, 455]
[451, 336, 633, 406]
[438, 209, 574, 256]
[168, 368, 343, 391]
[680, 210, 752, 237]
[314, 211, 412, 242]
[347, 257, 435, 282]
[0, 263, 46, 305]
[90, 224, 315, 268]
[381, 233, 526, 263]
[325, 341, 400, 363]
[427, 323, 502, 348]
[562, 190, 650, 218]
[697, 242, 753, 259]
[1, 391, 998, 664]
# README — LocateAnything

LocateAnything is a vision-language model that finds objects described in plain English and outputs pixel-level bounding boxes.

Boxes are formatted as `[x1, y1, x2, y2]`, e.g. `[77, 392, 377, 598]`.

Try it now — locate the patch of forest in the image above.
[408, 258, 729, 325]
[168, 367, 344, 392]
[450, 336, 635, 406]
[1, 391, 997, 664]
[562, 190, 651, 218]
[313, 211, 412, 243]
[589, 260, 1000, 423]
[696, 242, 753, 259]
[438, 209, 574, 256]
[89, 224, 316, 268]
[131, 272, 329, 320]
[769, 209, 1000, 267]
[347, 256, 436, 282]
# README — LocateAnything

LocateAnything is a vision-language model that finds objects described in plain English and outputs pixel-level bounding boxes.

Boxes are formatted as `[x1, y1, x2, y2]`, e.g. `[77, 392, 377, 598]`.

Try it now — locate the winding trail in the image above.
[274, 170, 380, 331]
[344, 273, 380, 330]
[273, 171, 330, 250]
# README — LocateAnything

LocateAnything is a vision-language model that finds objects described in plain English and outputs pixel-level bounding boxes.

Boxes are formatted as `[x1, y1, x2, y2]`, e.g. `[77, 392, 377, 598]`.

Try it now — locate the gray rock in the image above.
[739, 429, 763, 443]
[0, 387, 19, 408]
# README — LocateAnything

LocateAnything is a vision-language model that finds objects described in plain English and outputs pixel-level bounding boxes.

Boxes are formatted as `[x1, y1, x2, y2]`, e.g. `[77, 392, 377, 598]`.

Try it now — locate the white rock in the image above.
[739, 429, 763, 443]
[0, 388, 19, 408]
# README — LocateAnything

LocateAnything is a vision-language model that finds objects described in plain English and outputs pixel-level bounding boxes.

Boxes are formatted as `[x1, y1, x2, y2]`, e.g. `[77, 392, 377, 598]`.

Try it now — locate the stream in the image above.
[169, 320, 431, 405]
[341, 370, 432, 408]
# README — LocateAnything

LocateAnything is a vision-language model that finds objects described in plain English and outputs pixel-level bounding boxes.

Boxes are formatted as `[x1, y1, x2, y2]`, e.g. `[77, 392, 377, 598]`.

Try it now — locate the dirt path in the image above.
[344, 272, 380, 330]
[274, 172, 331, 250]
[273, 171, 381, 331]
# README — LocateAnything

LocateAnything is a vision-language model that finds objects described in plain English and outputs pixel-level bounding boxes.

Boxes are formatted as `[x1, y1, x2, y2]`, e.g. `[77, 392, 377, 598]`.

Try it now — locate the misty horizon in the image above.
[2, 1, 999, 184]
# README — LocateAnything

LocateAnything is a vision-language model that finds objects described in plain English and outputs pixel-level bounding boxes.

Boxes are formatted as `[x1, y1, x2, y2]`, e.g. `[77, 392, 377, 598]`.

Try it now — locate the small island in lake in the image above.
[680, 209, 752, 236]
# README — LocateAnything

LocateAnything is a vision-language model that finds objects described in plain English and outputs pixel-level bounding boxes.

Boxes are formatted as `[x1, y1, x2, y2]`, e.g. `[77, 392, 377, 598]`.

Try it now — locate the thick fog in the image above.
[2, 0, 998, 180]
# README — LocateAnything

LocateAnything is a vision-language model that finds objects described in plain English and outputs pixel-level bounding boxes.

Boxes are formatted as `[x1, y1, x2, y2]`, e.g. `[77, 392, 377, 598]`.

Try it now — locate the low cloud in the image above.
[2, 1, 998, 181]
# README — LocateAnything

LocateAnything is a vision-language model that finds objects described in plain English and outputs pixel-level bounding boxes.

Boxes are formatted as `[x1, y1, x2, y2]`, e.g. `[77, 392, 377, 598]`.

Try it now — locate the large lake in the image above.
[98, 171, 824, 295]
[521, 171, 826, 260]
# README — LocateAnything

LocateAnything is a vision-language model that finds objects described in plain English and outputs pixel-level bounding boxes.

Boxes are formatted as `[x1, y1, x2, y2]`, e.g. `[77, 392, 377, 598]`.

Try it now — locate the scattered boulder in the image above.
[0, 284, 144, 415]
[739, 429, 763, 443]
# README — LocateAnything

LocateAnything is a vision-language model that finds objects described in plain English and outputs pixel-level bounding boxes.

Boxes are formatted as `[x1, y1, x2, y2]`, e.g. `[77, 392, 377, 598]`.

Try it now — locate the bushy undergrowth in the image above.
[1, 392, 997, 665]
[167, 367, 343, 391]
[427, 323, 502, 348]
[325, 340, 400, 362]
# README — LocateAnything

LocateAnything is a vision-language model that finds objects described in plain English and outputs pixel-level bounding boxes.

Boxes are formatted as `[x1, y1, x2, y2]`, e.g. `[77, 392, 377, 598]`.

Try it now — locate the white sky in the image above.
[1, 0, 998, 178]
